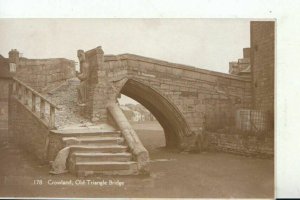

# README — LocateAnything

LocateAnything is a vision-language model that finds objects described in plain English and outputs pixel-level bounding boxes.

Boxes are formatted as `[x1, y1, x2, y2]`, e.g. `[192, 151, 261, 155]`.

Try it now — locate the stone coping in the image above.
[104, 54, 251, 82]
[50, 128, 120, 135]
[19, 57, 75, 62]
[50, 123, 119, 136]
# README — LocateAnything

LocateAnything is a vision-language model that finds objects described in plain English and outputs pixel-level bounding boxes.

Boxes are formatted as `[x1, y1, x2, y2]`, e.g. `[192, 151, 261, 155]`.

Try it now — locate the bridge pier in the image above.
[164, 128, 179, 149]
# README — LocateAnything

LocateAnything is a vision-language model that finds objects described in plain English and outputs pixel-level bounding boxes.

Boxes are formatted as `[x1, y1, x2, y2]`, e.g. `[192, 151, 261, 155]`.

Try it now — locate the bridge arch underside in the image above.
[120, 79, 191, 149]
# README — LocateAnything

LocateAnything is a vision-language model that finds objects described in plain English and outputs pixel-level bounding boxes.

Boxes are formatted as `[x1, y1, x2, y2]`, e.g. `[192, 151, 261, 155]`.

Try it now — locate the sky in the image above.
[0, 18, 250, 104]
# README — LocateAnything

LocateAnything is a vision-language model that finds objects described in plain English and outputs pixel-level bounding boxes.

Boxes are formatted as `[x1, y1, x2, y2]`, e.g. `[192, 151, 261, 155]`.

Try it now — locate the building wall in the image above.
[250, 21, 275, 129]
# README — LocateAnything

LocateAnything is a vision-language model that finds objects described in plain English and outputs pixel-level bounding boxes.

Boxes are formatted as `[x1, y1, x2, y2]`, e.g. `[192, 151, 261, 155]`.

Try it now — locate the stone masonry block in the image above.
[161, 84, 170, 90]
[200, 74, 217, 83]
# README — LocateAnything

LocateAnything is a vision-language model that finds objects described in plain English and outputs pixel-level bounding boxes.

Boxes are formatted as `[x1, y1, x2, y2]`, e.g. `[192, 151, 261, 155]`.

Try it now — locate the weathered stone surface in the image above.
[7, 22, 273, 157]
[206, 132, 273, 156]
[107, 103, 150, 174]
[14, 57, 75, 93]
[9, 97, 49, 162]
[68, 47, 253, 150]
[50, 146, 70, 174]
[4, 22, 274, 178]
[251, 21, 274, 130]
[0, 79, 10, 135]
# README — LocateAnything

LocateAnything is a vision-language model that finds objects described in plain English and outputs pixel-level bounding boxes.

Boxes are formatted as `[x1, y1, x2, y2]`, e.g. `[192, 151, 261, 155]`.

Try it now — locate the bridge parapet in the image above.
[11, 77, 60, 129]
[118, 54, 251, 80]
[9, 78, 61, 161]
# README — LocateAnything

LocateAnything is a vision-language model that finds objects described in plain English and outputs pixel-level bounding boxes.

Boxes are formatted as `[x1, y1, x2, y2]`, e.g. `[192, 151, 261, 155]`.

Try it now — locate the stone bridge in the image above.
[1, 22, 274, 176]
[81, 47, 252, 149]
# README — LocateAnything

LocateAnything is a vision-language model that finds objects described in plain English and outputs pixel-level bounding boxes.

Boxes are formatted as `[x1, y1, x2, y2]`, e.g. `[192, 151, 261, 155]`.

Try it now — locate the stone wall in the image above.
[84, 47, 108, 121]
[81, 47, 252, 148]
[229, 48, 251, 78]
[105, 54, 252, 133]
[15, 57, 76, 93]
[0, 55, 11, 78]
[206, 132, 273, 157]
[0, 55, 10, 139]
[0, 78, 10, 140]
[9, 96, 49, 162]
[250, 21, 275, 129]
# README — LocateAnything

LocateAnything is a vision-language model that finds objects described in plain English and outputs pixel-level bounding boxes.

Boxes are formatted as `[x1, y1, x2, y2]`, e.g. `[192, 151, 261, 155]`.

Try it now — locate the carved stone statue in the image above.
[76, 50, 89, 106]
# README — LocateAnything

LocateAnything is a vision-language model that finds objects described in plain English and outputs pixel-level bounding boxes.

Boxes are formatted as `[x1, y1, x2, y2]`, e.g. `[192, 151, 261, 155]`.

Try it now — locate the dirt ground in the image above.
[0, 121, 274, 198]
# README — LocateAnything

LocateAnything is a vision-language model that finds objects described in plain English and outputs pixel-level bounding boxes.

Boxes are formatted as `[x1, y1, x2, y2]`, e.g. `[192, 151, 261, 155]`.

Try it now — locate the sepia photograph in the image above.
[0, 18, 276, 199]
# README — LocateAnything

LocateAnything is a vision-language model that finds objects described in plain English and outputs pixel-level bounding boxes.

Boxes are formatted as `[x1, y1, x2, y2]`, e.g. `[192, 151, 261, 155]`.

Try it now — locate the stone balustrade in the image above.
[12, 77, 60, 129]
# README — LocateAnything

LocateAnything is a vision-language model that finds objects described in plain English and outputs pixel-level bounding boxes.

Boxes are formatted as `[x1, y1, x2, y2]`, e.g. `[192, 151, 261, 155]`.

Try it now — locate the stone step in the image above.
[62, 137, 125, 146]
[51, 129, 122, 137]
[69, 145, 128, 154]
[72, 152, 132, 162]
[75, 161, 138, 172]
[77, 169, 139, 176]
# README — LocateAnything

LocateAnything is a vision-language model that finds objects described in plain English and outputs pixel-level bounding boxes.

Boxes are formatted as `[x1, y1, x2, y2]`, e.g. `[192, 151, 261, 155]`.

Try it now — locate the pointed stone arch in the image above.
[118, 78, 192, 148]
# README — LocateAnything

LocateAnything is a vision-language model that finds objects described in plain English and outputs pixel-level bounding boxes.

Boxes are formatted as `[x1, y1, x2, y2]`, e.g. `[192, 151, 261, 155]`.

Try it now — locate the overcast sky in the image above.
[0, 18, 250, 104]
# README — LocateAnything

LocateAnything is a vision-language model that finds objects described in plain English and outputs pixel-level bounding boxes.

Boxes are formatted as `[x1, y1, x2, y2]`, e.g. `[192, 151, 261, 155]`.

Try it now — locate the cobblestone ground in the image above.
[0, 122, 274, 198]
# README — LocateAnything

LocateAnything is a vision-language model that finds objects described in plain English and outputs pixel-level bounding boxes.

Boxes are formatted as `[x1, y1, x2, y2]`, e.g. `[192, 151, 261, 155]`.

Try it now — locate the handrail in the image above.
[107, 103, 150, 174]
[11, 77, 60, 129]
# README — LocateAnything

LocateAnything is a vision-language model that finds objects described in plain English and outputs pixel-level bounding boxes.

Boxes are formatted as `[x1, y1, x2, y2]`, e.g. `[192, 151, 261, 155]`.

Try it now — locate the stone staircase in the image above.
[11, 78, 149, 177]
[53, 128, 139, 177]
[44, 78, 149, 177]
